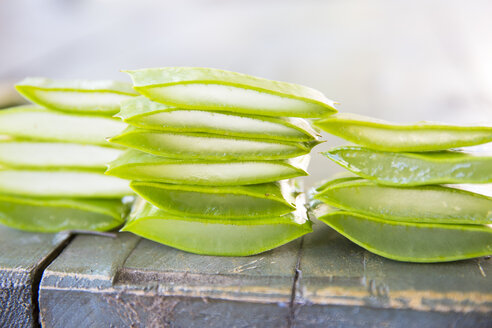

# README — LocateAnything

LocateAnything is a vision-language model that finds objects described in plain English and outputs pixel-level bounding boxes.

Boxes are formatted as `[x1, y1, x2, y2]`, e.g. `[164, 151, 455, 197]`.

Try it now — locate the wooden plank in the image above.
[39, 234, 300, 327]
[38, 232, 140, 327]
[0, 226, 71, 328]
[294, 220, 492, 327]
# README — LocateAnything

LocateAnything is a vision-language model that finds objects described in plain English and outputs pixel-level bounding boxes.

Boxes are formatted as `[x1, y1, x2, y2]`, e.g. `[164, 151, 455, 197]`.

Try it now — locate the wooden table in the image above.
[2, 221, 489, 327]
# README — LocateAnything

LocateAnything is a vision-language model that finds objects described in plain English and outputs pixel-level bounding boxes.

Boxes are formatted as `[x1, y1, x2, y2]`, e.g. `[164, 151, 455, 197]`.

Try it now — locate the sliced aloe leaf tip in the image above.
[130, 179, 297, 219]
[122, 196, 312, 256]
[16, 77, 138, 115]
[315, 179, 492, 224]
[125, 67, 337, 118]
[109, 126, 319, 161]
[106, 149, 310, 186]
[118, 96, 320, 142]
[323, 146, 492, 186]
[315, 113, 492, 152]
[0, 106, 126, 147]
[316, 208, 492, 263]
[0, 194, 130, 232]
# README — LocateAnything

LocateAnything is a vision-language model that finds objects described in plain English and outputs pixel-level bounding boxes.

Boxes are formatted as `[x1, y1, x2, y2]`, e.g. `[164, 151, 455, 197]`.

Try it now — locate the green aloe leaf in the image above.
[314, 113, 492, 151]
[315, 175, 362, 192]
[15, 78, 138, 115]
[315, 179, 492, 224]
[0, 169, 132, 198]
[106, 149, 310, 186]
[130, 180, 297, 218]
[0, 194, 130, 232]
[124, 67, 337, 118]
[323, 146, 492, 186]
[121, 197, 312, 256]
[109, 126, 318, 160]
[0, 141, 123, 169]
[118, 96, 320, 142]
[0, 106, 125, 147]
[316, 208, 492, 263]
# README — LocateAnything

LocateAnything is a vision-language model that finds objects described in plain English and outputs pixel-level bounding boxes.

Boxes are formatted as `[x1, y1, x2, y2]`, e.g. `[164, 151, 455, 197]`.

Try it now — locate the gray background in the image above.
[1, 0, 491, 187]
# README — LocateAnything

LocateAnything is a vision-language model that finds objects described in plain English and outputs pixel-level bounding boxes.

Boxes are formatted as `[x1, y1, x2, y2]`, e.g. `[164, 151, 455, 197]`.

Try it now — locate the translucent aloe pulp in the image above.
[130, 180, 297, 218]
[118, 96, 320, 142]
[122, 197, 312, 256]
[315, 179, 492, 224]
[0, 169, 132, 198]
[0, 141, 123, 169]
[314, 113, 492, 152]
[125, 67, 337, 118]
[0, 106, 126, 147]
[316, 208, 492, 263]
[0, 194, 130, 232]
[16, 78, 138, 115]
[109, 126, 318, 161]
[323, 146, 492, 186]
[106, 149, 310, 186]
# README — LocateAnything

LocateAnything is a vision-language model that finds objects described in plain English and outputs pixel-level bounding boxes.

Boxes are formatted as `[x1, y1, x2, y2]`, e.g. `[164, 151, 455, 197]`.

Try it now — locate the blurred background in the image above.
[1, 0, 491, 187]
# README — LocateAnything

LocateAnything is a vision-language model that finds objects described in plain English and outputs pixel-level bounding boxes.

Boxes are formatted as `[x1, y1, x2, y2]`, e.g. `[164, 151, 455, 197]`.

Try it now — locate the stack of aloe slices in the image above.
[0, 79, 137, 232]
[311, 113, 492, 262]
[106, 67, 337, 256]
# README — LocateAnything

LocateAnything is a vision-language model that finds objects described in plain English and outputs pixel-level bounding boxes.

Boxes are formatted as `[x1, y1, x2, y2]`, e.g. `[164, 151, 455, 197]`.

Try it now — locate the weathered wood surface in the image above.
[294, 221, 492, 327]
[37, 226, 492, 328]
[39, 234, 300, 327]
[0, 226, 71, 328]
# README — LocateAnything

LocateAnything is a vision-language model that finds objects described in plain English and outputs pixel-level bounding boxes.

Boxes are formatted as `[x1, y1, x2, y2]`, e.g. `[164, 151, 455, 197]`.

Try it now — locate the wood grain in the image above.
[0, 226, 71, 328]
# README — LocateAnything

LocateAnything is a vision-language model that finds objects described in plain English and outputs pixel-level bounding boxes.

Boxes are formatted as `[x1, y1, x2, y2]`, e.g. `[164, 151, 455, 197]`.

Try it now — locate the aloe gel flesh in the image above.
[0, 141, 122, 169]
[0, 169, 132, 198]
[0, 106, 126, 146]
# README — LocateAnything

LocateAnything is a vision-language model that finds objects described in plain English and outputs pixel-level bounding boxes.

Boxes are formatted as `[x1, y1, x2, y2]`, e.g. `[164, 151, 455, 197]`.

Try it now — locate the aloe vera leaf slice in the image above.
[15, 78, 138, 115]
[0, 141, 123, 169]
[124, 67, 337, 118]
[109, 126, 317, 160]
[324, 146, 492, 186]
[314, 113, 492, 152]
[0, 106, 126, 147]
[315, 179, 492, 224]
[314, 176, 363, 192]
[0, 169, 132, 198]
[118, 96, 320, 142]
[106, 149, 309, 186]
[130, 179, 297, 218]
[316, 209, 492, 262]
[121, 197, 312, 256]
[308, 176, 362, 211]
[0, 194, 130, 232]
